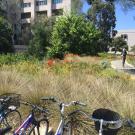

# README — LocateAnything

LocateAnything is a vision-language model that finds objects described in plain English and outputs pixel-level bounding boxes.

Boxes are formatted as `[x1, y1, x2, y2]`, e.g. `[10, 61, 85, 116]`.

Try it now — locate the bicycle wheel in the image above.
[63, 110, 96, 135]
[28, 118, 49, 135]
[63, 121, 73, 135]
[1, 110, 22, 134]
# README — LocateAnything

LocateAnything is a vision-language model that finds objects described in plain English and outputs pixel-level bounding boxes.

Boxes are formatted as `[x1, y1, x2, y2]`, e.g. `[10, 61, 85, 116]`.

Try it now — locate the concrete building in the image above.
[6, 0, 72, 45]
[116, 30, 135, 50]
[20, 0, 71, 24]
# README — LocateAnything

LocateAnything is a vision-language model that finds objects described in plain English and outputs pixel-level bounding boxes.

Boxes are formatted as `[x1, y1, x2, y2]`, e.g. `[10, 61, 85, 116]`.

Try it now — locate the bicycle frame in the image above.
[0, 109, 11, 124]
[14, 113, 33, 135]
[54, 103, 70, 135]
[55, 119, 65, 135]
[40, 97, 86, 135]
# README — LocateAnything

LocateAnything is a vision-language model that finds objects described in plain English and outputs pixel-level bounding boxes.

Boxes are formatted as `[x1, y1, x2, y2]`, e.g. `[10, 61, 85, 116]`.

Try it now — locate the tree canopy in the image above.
[111, 36, 128, 51]
[87, 0, 116, 51]
[47, 14, 102, 58]
[0, 16, 13, 53]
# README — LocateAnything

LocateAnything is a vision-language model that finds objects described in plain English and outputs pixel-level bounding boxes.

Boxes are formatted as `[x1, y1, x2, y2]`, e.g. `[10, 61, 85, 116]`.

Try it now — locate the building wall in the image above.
[116, 30, 135, 50]
[21, 0, 72, 23]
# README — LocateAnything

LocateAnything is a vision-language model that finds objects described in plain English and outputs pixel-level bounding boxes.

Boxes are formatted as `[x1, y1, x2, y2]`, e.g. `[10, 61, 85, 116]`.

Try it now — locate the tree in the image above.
[111, 36, 128, 52]
[71, 0, 83, 14]
[6, 0, 21, 44]
[28, 17, 53, 59]
[131, 45, 135, 54]
[0, 0, 6, 17]
[87, 0, 116, 51]
[0, 16, 14, 53]
[47, 14, 101, 59]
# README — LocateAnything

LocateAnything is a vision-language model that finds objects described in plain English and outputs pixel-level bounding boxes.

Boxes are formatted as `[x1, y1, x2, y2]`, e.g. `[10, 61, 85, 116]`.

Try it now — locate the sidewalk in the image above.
[111, 60, 135, 70]
[111, 60, 135, 76]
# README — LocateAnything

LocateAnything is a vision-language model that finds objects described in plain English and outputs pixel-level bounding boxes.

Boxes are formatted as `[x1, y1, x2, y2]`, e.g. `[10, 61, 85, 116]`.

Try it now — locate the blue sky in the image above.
[82, 1, 135, 30]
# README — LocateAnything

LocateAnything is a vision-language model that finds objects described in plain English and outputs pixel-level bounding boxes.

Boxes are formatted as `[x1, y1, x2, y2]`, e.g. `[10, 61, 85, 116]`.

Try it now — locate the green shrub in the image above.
[89, 64, 103, 74]
[0, 17, 14, 53]
[100, 60, 111, 69]
[47, 14, 101, 58]
[130, 45, 135, 54]
[0, 53, 39, 66]
[98, 52, 115, 59]
[100, 69, 130, 80]
[49, 62, 90, 75]
[111, 36, 128, 52]
[127, 56, 135, 66]
[28, 17, 53, 59]
[100, 69, 120, 78]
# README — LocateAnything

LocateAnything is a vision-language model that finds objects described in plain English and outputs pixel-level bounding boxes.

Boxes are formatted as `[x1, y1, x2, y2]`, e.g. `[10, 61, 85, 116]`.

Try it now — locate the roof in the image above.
[117, 29, 135, 33]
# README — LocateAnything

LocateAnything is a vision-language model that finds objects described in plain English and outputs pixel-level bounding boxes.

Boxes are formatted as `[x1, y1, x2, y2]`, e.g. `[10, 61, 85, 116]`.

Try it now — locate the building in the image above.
[20, 0, 71, 24]
[5, 0, 72, 45]
[116, 30, 135, 50]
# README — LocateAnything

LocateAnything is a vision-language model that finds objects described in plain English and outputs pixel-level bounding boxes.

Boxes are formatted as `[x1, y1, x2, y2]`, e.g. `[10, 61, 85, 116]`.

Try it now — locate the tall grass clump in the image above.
[0, 70, 29, 94]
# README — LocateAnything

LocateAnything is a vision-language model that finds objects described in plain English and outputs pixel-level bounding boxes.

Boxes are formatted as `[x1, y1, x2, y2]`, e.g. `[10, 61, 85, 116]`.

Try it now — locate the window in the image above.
[37, 11, 47, 17]
[36, 0, 47, 6]
[21, 12, 31, 19]
[121, 34, 128, 40]
[21, 3, 31, 8]
[52, 9, 63, 16]
[52, 0, 63, 4]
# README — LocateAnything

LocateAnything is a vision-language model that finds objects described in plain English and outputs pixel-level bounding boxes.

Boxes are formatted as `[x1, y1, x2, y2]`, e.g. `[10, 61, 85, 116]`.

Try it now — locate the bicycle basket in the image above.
[0, 93, 21, 109]
[92, 108, 122, 135]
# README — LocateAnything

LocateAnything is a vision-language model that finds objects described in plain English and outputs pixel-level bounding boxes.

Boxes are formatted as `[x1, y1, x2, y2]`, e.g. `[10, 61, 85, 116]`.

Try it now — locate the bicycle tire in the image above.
[28, 118, 49, 135]
[1, 110, 22, 134]
[63, 110, 96, 135]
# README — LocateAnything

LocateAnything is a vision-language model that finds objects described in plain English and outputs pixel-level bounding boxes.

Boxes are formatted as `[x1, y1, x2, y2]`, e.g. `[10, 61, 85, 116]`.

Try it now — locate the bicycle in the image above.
[14, 101, 49, 135]
[0, 125, 12, 135]
[41, 96, 86, 135]
[0, 93, 22, 134]
[62, 108, 123, 135]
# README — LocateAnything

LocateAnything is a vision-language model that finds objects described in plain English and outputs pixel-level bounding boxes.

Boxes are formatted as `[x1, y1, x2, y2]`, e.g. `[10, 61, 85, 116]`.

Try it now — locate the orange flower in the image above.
[47, 60, 54, 66]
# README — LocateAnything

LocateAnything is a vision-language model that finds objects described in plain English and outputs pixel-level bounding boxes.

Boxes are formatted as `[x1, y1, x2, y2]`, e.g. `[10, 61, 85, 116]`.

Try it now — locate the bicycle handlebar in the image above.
[41, 96, 86, 107]
[0, 97, 11, 103]
[64, 101, 86, 107]
[20, 101, 49, 114]
[41, 96, 59, 103]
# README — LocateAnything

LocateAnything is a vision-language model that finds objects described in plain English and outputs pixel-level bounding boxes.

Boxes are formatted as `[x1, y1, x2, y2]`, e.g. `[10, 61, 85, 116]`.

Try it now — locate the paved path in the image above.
[111, 60, 135, 75]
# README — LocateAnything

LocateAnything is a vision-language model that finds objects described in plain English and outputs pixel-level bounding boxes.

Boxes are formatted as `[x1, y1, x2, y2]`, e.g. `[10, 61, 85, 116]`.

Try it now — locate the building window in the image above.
[52, 0, 63, 4]
[121, 34, 128, 40]
[21, 12, 31, 19]
[36, 0, 47, 6]
[36, 11, 47, 17]
[21, 3, 31, 8]
[52, 9, 63, 16]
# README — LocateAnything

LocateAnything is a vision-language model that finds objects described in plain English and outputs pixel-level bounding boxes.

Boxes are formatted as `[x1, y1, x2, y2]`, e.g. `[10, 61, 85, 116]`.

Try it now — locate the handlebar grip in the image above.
[21, 101, 50, 114]
[74, 101, 86, 106]
[41, 96, 57, 102]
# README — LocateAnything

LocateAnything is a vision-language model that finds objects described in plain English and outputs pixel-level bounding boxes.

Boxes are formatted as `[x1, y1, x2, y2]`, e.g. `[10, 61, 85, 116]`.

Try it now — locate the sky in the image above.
[82, 1, 135, 30]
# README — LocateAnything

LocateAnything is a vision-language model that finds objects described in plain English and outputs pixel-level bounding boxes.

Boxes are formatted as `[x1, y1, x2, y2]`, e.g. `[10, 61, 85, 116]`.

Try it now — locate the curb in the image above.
[125, 61, 135, 68]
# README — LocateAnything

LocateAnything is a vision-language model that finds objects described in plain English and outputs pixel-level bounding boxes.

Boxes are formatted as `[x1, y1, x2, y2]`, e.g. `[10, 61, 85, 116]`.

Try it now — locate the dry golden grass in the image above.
[0, 59, 135, 134]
